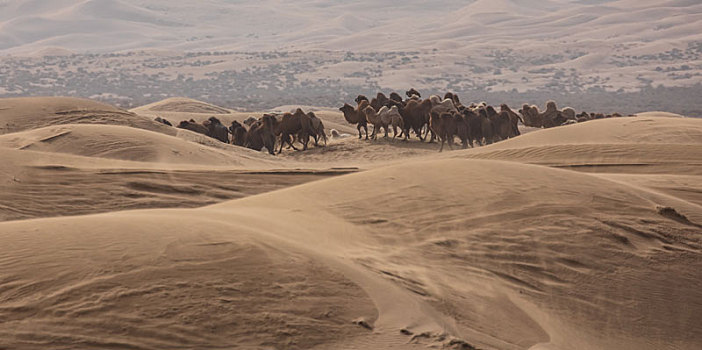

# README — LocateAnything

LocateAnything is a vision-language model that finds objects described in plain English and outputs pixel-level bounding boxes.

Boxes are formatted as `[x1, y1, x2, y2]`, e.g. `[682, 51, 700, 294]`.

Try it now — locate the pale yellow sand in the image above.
[0, 97, 700, 350]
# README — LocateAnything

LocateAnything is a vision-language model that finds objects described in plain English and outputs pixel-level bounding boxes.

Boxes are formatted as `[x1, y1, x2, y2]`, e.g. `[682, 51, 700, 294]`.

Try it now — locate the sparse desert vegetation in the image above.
[1, 49, 701, 116]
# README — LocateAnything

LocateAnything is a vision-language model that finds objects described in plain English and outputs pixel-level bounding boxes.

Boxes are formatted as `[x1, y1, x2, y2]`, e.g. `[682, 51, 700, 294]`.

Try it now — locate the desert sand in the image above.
[0, 96, 701, 350]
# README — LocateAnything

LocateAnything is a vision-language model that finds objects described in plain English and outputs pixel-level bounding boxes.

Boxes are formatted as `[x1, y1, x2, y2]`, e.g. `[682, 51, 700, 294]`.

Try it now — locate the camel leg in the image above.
[384, 125, 389, 139]
[357, 124, 362, 139]
[285, 134, 299, 152]
[424, 125, 435, 143]
[302, 133, 309, 151]
[439, 138, 445, 152]
[415, 126, 424, 141]
[363, 125, 369, 140]
[278, 135, 285, 154]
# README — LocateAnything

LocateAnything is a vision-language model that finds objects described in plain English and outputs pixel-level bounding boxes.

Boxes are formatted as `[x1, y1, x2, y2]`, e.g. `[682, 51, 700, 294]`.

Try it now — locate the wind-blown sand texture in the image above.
[0, 97, 700, 350]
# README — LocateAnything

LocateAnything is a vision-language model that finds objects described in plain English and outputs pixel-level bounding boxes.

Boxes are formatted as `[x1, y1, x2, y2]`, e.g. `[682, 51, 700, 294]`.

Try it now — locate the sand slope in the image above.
[0, 97, 174, 136]
[0, 97, 701, 349]
[1, 158, 700, 349]
[136, 97, 233, 114]
[0, 123, 273, 165]
[451, 116, 702, 175]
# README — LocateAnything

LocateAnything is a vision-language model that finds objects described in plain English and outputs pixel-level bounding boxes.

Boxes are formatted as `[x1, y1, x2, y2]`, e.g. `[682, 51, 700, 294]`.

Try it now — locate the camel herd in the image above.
[339, 89, 627, 151]
[165, 109, 327, 155]
[158, 88, 625, 154]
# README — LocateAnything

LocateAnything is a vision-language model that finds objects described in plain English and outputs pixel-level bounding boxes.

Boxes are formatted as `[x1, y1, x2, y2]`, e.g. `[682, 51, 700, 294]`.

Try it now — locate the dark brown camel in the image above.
[276, 108, 313, 154]
[397, 98, 433, 141]
[177, 119, 209, 135]
[244, 114, 277, 155]
[203, 116, 230, 143]
[229, 120, 247, 146]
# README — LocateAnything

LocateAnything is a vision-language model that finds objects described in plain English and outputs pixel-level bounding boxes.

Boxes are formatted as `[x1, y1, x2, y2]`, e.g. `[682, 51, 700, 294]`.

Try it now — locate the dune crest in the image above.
[137, 97, 233, 114]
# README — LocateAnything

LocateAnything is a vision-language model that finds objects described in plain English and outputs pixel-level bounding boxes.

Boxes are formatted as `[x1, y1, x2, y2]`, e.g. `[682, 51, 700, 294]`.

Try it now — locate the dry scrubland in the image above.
[1, 0, 702, 115]
[0, 96, 700, 350]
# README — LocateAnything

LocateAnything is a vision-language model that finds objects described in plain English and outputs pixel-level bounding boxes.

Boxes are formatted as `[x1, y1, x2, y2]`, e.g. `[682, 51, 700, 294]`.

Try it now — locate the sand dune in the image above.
[0, 97, 174, 136]
[0, 96, 701, 349]
[1, 159, 700, 349]
[0, 123, 272, 165]
[3, 0, 700, 54]
[137, 97, 233, 114]
[451, 116, 702, 174]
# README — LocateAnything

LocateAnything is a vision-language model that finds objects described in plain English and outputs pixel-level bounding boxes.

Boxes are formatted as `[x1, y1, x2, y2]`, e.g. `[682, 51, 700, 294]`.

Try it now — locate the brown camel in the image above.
[229, 120, 247, 146]
[244, 114, 277, 155]
[461, 109, 482, 147]
[202, 116, 230, 143]
[430, 111, 470, 152]
[500, 104, 523, 137]
[339, 102, 369, 139]
[154, 117, 172, 126]
[276, 108, 313, 153]
[478, 108, 495, 145]
[397, 98, 432, 141]
[485, 106, 512, 142]
[177, 119, 209, 135]
[307, 112, 327, 146]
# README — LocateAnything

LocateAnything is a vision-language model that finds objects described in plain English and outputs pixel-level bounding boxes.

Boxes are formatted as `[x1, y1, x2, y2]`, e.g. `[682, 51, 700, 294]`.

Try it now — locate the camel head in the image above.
[406, 88, 421, 98]
[355, 95, 368, 104]
[339, 104, 357, 123]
